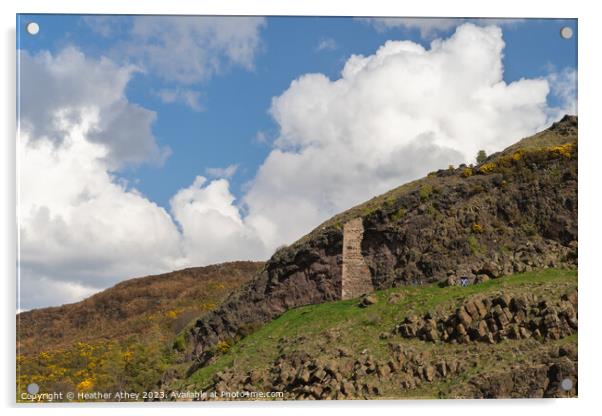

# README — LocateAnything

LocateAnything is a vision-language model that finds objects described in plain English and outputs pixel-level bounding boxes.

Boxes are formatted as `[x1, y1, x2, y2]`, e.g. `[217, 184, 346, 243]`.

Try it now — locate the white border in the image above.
[2, 1, 600, 415]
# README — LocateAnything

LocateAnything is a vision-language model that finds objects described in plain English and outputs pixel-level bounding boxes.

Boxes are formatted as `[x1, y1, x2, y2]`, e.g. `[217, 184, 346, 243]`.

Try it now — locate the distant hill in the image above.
[17, 261, 263, 397]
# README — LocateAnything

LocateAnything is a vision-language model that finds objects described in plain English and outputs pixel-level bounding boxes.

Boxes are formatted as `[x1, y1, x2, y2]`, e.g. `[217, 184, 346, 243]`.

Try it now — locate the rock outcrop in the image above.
[396, 290, 578, 344]
[459, 345, 578, 398]
[187, 116, 578, 371]
[192, 339, 577, 400]
[197, 345, 467, 400]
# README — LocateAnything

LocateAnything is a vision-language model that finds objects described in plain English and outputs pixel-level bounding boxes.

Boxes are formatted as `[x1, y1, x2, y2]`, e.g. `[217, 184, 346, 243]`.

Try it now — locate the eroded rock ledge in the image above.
[396, 291, 578, 344]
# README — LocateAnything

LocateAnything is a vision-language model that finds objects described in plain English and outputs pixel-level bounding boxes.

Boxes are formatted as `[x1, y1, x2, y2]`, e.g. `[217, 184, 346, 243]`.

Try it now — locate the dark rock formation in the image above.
[460, 346, 578, 398]
[396, 290, 578, 344]
[197, 345, 466, 400]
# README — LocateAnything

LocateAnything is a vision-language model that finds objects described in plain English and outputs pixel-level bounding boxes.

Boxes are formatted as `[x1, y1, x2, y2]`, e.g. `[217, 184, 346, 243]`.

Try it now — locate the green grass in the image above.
[183, 268, 577, 390]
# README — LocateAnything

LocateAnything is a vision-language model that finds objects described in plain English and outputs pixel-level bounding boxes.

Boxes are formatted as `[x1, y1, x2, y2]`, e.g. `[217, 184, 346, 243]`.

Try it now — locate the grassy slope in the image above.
[183, 268, 577, 397]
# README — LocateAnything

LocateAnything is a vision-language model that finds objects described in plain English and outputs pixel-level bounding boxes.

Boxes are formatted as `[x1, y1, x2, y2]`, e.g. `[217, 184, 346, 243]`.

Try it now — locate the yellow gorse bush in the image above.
[216, 340, 231, 354]
[550, 143, 575, 158]
[478, 162, 496, 174]
[77, 378, 94, 392]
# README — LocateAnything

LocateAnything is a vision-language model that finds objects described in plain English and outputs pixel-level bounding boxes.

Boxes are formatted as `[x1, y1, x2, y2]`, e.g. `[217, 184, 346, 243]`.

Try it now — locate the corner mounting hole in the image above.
[26, 22, 40, 36]
[560, 26, 573, 40]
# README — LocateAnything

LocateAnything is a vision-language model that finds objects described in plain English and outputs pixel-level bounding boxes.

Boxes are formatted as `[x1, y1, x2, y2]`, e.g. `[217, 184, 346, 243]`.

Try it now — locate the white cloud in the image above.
[155, 88, 204, 112]
[359, 17, 524, 39]
[17, 48, 267, 310]
[316, 38, 337, 51]
[18, 121, 268, 309]
[170, 177, 267, 266]
[18, 48, 169, 169]
[18, 272, 98, 313]
[18, 124, 185, 310]
[240, 23, 563, 247]
[205, 164, 239, 179]
[547, 67, 578, 117]
[126, 16, 266, 84]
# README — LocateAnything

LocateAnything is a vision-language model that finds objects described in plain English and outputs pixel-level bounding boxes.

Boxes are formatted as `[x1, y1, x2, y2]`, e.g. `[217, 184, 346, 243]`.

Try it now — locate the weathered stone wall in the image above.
[341, 218, 374, 300]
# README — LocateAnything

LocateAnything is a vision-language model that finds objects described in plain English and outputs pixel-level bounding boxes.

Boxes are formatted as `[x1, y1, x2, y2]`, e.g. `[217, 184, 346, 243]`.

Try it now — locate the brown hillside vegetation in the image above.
[17, 261, 263, 355]
[17, 261, 262, 398]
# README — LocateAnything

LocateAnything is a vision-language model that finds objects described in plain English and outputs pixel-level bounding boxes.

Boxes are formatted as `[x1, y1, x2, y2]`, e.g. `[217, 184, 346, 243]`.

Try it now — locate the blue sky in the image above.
[17, 16, 577, 210]
[17, 16, 577, 309]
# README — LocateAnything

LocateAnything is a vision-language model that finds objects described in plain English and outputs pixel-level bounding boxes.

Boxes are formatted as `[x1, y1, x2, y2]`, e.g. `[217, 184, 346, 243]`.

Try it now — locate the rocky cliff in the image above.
[187, 116, 577, 371]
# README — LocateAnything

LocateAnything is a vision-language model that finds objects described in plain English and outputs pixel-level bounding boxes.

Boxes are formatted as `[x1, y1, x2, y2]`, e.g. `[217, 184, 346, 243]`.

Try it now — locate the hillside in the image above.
[16, 115, 578, 401]
[17, 261, 263, 397]
[173, 268, 577, 399]
[185, 115, 577, 373]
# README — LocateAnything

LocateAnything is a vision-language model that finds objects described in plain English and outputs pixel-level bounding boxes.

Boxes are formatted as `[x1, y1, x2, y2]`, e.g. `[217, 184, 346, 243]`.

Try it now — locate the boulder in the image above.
[423, 365, 435, 382]
[359, 294, 378, 307]
[476, 274, 490, 284]
[457, 308, 473, 326]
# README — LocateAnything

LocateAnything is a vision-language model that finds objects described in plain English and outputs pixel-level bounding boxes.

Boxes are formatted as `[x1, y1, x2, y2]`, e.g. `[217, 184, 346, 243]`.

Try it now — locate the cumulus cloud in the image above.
[18, 48, 169, 169]
[241, 23, 564, 246]
[17, 48, 267, 310]
[359, 17, 524, 39]
[18, 123, 185, 311]
[170, 177, 267, 266]
[18, 122, 267, 310]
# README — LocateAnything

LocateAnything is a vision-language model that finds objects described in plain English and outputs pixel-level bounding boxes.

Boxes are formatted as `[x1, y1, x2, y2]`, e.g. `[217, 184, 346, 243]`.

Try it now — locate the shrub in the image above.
[461, 167, 473, 178]
[550, 143, 575, 158]
[476, 150, 487, 164]
[173, 335, 186, 352]
[467, 236, 480, 254]
[419, 184, 433, 201]
[478, 162, 496, 174]
[216, 340, 231, 354]
[76, 378, 94, 392]
[390, 208, 406, 222]
[383, 195, 397, 208]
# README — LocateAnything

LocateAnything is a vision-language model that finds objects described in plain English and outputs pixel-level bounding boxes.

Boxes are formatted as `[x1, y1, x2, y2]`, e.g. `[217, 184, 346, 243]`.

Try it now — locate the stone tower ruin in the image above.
[341, 217, 374, 300]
